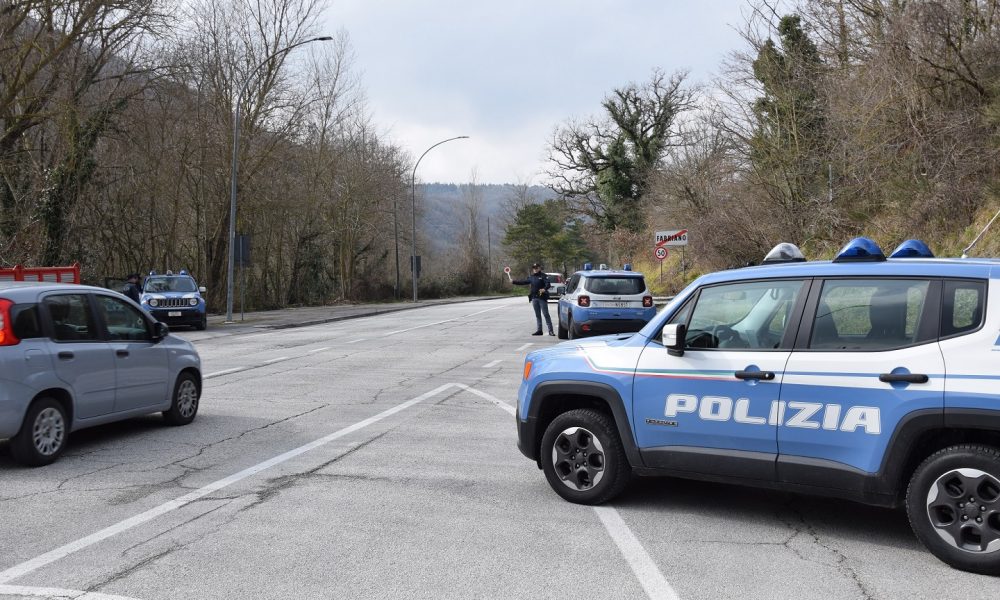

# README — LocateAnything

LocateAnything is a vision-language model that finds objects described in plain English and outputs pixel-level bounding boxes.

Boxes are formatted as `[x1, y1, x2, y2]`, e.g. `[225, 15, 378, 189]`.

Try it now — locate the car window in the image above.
[44, 294, 98, 342]
[566, 275, 579, 294]
[584, 277, 645, 295]
[144, 277, 197, 293]
[682, 280, 805, 350]
[96, 295, 152, 341]
[11, 303, 43, 339]
[810, 279, 932, 350]
[941, 280, 986, 338]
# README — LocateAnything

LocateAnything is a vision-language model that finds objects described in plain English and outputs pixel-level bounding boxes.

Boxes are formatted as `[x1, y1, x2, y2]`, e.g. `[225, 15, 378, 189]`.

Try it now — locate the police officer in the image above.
[123, 273, 142, 303]
[512, 263, 554, 336]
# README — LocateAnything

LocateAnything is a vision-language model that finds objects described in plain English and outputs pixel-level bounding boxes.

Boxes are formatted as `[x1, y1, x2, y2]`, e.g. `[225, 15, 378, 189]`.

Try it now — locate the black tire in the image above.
[163, 372, 200, 426]
[195, 317, 207, 331]
[567, 315, 576, 340]
[10, 397, 69, 466]
[557, 313, 568, 339]
[540, 408, 631, 505]
[905, 444, 1000, 575]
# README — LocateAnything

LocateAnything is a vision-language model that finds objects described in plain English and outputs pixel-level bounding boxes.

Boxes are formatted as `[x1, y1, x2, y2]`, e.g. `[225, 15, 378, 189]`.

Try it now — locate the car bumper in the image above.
[147, 309, 204, 327]
[571, 318, 649, 337]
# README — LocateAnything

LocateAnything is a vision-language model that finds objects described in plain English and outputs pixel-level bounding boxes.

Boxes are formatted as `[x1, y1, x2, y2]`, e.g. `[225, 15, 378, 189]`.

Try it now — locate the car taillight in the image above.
[0, 299, 20, 346]
[643, 296, 653, 308]
[578, 295, 590, 307]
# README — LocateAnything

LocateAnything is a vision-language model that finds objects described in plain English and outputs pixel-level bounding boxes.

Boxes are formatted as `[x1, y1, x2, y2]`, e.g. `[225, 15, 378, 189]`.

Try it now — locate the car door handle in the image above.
[879, 373, 928, 384]
[116, 350, 130, 358]
[57, 351, 74, 360]
[735, 370, 775, 381]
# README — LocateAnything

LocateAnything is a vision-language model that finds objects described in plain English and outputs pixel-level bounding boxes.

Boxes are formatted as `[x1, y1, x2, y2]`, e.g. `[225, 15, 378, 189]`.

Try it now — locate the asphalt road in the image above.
[0, 297, 994, 599]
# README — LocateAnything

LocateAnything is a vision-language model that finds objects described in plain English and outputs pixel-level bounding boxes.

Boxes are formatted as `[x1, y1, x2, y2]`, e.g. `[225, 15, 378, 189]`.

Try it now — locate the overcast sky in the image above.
[322, 1, 750, 184]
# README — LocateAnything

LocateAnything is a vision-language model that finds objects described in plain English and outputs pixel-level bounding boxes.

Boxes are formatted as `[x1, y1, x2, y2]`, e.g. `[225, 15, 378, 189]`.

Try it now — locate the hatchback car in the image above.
[0, 282, 202, 466]
[557, 264, 656, 339]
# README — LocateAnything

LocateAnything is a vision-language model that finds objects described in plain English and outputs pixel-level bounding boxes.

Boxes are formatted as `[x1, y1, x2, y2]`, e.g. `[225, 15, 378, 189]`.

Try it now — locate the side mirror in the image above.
[198, 286, 207, 294]
[662, 323, 686, 357]
[152, 321, 169, 342]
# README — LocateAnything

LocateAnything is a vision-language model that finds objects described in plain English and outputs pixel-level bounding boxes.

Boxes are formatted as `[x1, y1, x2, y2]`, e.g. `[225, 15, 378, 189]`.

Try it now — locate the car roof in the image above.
[575, 270, 644, 277]
[695, 257, 1000, 286]
[0, 282, 119, 297]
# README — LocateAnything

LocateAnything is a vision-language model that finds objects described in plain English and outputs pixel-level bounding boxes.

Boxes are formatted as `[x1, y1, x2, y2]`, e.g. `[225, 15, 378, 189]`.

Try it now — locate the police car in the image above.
[140, 270, 207, 330]
[557, 264, 656, 339]
[518, 238, 1000, 574]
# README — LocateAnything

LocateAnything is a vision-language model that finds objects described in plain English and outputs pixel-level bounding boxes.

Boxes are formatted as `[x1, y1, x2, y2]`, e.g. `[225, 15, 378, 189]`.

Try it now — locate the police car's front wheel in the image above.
[540, 409, 630, 505]
[906, 445, 1000, 575]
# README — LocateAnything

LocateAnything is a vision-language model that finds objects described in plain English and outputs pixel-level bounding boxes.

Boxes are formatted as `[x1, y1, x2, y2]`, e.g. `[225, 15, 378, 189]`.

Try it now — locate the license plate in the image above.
[598, 301, 631, 308]
[168, 311, 181, 317]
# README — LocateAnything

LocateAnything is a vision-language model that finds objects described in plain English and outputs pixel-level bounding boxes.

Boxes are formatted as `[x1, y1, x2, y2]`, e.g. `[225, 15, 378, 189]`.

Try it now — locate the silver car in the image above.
[0, 282, 202, 466]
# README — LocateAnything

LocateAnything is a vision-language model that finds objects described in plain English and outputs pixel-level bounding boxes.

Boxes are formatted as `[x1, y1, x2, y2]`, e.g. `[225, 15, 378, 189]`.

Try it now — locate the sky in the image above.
[322, 1, 750, 185]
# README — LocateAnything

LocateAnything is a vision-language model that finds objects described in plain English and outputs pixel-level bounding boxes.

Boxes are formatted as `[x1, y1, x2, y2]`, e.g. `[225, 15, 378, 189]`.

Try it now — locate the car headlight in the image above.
[149, 298, 159, 307]
[189, 298, 198, 307]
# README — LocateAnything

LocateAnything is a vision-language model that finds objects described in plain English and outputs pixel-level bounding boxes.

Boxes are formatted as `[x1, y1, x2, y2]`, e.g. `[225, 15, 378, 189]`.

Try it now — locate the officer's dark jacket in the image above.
[123, 282, 141, 303]
[512, 272, 550, 301]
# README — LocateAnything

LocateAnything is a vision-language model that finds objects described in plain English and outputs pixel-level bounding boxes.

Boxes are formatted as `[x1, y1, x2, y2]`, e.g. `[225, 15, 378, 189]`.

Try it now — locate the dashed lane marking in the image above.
[383, 305, 508, 336]
[307, 347, 331, 354]
[482, 360, 502, 368]
[515, 343, 533, 351]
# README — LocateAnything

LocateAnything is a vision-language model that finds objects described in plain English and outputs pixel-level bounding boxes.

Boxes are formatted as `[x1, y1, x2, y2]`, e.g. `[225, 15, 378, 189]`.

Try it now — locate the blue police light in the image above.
[583, 263, 593, 271]
[179, 269, 189, 275]
[623, 263, 632, 271]
[889, 239, 934, 259]
[833, 237, 886, 263]
[149, 270, 157, 276]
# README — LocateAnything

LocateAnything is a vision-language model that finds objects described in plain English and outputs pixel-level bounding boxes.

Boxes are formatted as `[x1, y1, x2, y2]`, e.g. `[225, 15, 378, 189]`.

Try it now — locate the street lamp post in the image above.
[226, 36, 332, 323]
[409, 135, 469, 303]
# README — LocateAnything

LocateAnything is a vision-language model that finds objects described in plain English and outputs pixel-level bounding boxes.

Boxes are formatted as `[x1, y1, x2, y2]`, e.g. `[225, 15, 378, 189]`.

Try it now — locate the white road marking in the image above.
[593, 507, 681, 600]
[459, 384, 680, 600]
[482, 360, 502, 368]
[204, 367, 243, 379]
[383, 304, 508, 336]
[307, 347, 331, 354]
[0, 585, 142, 599]
[262, 356, 290, 365]
[515, 343, 534, 351]
[0, 383, 457, 585]
[346, 338, 366, 344]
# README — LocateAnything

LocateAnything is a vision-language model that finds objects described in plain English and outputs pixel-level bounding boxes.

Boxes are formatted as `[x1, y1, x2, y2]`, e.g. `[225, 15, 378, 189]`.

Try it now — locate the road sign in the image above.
[655, 229, 688, 247]
[654, 246, 668, 261]
[503, 266, 511, 274]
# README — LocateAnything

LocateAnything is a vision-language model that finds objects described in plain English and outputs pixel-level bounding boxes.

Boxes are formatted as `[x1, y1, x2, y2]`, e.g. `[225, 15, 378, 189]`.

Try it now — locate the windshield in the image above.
[584, 276, 645, 295]
[144, 276, 197, 293]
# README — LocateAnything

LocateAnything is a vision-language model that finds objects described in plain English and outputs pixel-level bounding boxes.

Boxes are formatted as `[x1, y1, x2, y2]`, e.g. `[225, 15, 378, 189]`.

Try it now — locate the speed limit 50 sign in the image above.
[654, 246, 668, 261]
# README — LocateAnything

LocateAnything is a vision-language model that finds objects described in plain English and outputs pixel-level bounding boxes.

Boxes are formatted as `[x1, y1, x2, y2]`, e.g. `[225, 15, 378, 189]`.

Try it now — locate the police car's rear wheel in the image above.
[540, 409, 630, 505]
[906, 445, 1000, 575]
[567, 315, 576, 340]
[557, 315, 568, 339]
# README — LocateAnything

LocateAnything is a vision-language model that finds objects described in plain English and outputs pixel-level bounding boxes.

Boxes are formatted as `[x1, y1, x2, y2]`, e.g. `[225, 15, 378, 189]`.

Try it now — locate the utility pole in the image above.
[487, 215, 491, 290]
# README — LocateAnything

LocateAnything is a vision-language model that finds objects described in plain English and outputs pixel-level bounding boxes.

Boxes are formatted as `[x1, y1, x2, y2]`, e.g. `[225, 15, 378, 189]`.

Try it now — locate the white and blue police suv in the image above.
[517, 238, 1000, 574]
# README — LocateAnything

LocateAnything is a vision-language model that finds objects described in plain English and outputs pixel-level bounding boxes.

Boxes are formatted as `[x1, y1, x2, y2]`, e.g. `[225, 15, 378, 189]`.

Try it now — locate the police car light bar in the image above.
[583, 263, 593, 271]
[623, 263, 632, 271]
[762, 243, 806, 264]
[179, 269, 189, 275]
[833, 237, 886, 263]
[889, 239, 934, 259]
[599, 264, 608, 270]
